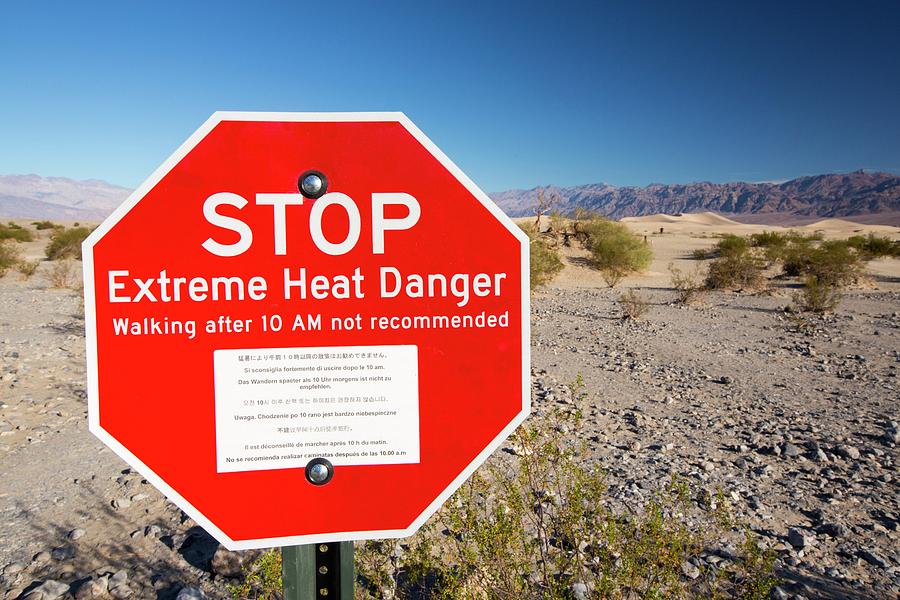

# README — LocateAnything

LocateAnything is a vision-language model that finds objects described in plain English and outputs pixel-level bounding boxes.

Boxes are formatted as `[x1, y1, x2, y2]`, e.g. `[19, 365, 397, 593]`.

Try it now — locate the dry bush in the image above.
[45, 259, 78, 288]
[846, 233, 899, 259]
[31, 220, 61, 231]
[792, 276, 842, 313]
[0, 222, 35, 243]
[232, 382, 779, 600]
[0, 240, 23, 275]
[45, 226, 92, 260]
[705, 246, 765, 291]
[619, 288, 650, 320]
[17, 259, 40, 279]
[580, 219, 653, 287]
[668, 263, 706, 304]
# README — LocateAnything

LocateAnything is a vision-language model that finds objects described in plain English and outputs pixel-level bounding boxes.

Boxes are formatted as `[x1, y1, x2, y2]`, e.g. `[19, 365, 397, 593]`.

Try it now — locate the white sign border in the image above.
[82, 111, 531, 550]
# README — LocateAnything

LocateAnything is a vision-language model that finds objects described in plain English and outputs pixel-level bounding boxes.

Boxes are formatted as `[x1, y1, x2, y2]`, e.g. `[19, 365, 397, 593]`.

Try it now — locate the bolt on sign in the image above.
[83, 112, 530, 550]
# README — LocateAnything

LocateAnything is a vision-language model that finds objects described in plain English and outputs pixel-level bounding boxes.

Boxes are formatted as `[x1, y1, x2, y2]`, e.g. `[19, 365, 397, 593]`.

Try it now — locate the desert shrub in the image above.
[17, 259, 40, 278]
[45, 226, 92, 260]
[705, 247, 765, 290]
[45, 259, 78, 288]
[226, 549, 282, 599]
[0, 222, 35, 243]
[0, 240, 23, 275]
[520, 225, 564, 289]
[669, 263, 706, 304]
[619, 288, 650, 319]
[793, 276, 842, 313]
[801, 240, 864, 286]
[354, 394, 777, 599]
[846, 233, 900, 259]
[690, 248, 710, 260]
[233, 382, 778, 600]
[31, 220, 61, 231]
[713, 234, 751, 258]
[580, 219, 653, 287]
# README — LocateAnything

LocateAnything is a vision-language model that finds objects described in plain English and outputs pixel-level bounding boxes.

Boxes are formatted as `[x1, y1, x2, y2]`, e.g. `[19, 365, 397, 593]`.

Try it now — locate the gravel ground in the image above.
[1, 263, 898, 599]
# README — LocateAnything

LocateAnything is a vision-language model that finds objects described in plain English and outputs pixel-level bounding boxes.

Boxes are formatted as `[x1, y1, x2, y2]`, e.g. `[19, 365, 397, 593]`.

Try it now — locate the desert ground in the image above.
[1, 215, 899, 599]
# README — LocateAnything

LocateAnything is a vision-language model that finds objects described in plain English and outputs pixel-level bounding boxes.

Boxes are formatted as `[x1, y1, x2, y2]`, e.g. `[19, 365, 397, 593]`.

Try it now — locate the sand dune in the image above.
[802, 218, 899, 236]
[621, 211, 742, 227]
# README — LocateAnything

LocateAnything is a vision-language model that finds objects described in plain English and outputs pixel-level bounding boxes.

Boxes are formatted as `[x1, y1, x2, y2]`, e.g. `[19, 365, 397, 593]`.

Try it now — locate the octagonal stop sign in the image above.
[83, 112, 530, 549]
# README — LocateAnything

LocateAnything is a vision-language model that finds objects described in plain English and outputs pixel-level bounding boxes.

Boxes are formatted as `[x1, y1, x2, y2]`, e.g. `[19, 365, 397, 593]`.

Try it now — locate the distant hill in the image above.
[3, 171, 899, 226]
[0, 174, 130, 222]
[490, 171, 900, 225]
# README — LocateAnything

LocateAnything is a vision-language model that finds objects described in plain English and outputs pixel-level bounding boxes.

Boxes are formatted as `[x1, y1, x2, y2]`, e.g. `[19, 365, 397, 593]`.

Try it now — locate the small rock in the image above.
[680, 560, 700, 579]
[31, 551, 51, 566]
[781, 443, 801, 458]
[835, 445, 860, 460]
[2, 562, 25, 576]
[769, 585, 789, 600]
[210, 546, 245, 577]
[112, 497, 131, 510]
[858, 548, 888, 568]
[144, 525, 162, 538]
[30, 580, 70, 600]
[68, 528, 86, 541]
[569, 582, 588, 600]
[75, 577, 109, 599]
[50, 546, 74, 561]
[788, 527, 816, 548]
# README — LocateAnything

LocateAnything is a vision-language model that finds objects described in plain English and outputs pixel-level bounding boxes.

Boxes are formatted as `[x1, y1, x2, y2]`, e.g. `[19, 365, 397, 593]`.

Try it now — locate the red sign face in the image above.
[83, 112, 530, 549]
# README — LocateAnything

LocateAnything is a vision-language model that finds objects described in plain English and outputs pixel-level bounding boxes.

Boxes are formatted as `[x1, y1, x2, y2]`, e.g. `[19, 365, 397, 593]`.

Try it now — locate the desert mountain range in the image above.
[1, 171, 899, 225]
[490, 170, 900, 225]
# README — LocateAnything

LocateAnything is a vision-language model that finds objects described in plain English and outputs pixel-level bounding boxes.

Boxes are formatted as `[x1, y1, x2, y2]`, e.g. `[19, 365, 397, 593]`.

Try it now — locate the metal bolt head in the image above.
[305, 457, 334, 485]
[298, 170, 328, 199]
[301, 173, 324, 196]
[308, 462, 330, 484]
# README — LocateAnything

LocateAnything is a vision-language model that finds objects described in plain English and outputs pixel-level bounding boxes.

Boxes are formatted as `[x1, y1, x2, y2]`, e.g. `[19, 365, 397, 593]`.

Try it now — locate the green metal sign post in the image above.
[282, 542, 354, 599]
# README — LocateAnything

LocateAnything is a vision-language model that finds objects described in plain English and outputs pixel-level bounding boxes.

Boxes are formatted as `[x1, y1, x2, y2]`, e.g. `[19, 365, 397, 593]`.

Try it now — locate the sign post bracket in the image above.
[282, 542, 354, 599]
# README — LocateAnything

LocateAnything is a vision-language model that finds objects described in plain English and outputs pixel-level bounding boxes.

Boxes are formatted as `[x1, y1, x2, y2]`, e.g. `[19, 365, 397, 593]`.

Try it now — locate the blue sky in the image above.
[1, 1, 898, 192]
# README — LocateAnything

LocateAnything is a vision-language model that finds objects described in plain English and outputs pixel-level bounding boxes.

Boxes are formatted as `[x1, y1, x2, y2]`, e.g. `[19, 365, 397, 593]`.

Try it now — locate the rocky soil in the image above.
[1, 264, 898, 599]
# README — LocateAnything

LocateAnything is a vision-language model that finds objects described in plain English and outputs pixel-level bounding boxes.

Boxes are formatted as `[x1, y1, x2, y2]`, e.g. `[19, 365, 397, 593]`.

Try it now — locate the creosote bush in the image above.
[793, 275, 842, 314]
[17, 259, 40, 279]
[45, 226, 92, 260]
[846, 233, 899, 259]
[45, 258, 78, 288]
[0, 240, 23, 276]
[618, 288, 650, 320]
[579, 218, 653, 287]
[0, 222, 35, 243]
[520, 225, 564, 289]
[31, 220, 61, 231]
[232, 379, 779, 600]
[669, 263, 706, 304]
[704, 248, 765, 291]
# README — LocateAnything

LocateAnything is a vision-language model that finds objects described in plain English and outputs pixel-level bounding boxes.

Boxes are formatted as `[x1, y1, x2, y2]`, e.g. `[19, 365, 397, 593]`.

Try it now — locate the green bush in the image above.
[619, 288, 650, 319]
[232, 380, 778, 600]
[0, 222, 35, 243]
[690, 248, 710, 260]
[705, 248, 765, 290]
[793, 276, 842, 313]
[17, 259, 40, 279]
[45, 226, 92, 260]
[580, 219, 653, 287]
[31, 220, 61, 231]
[801, 240, 864, 286]
[520, 225, 564, 289]
[0, 240, 23, 275]
[846, 233, 900, 259]
[669, 263, 706, 304]
[714, 234, 751, 258]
